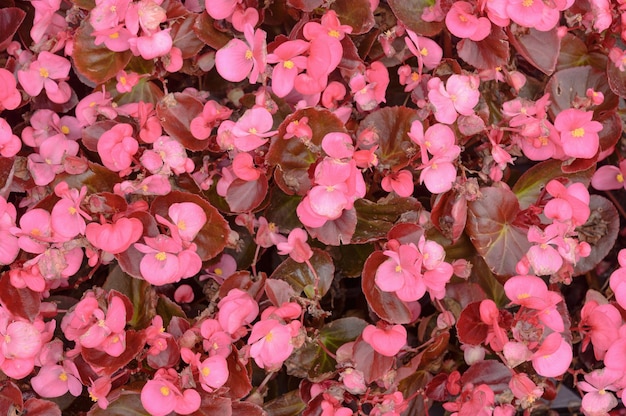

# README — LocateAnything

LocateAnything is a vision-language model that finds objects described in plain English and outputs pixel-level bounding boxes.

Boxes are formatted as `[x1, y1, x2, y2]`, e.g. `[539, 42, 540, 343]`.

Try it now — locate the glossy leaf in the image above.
[87, 390, 145, 415]
[0, 272, 40, 321]
[223, 351, 252, 400]
[353, 195, 422, 243]
[193, 11, 232, 49]
[508, 25, 560, 75]
[0, 7, 25, 51]
[171, 13, 205, 59]
[456, 302, 489, 345]
[362, 251, 415, 324]
[151, 191, 230, 261]
[329, 243, 375, 278]
[466, 186, 531, 277]
[268, 108, 347, 195]
[356, 106, 420, 170]
[155, 295, 187, 328]
[23, 398, 61, 416]
[232, 402, 265, 416]
[331, 0, 375, 35]
[225, 176, 268, 213]
[102, 265, 156, 329]
[430, 189, 467, 243]
[458, 27, 510, 70]
[306, 207, 357, 246]
[115, 79, 164, 107]
[546, 66, 618, 117]
[574, 195, 619, 275]
[264, 188, 303, 232]
[0, 381, 22, 414]
[72, 21, 132, 86]
[512, 159, 594, 209]
[156, 92, 207, 151]
[82, 330, 147, 377]
[265, 390, 306, 416]
[387, 0, 443, 37]
[270, 249, 334, 298]
[460, 360, 511, 394]
[353, 338, 395, 383]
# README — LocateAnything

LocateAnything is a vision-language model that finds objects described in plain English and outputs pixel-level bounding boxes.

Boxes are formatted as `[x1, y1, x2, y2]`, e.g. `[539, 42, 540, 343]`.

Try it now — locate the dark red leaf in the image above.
[156, 92, 207, 151]
[171, 13, 205, 59]
[286, 0, 322, 11]
[87, 390, 145, 415]
[72, 21, 132, 86]
[264, 390, 306, 416]
[306, 207, 357, 246]
[430, 189, 467, 243]
[456, 302, 489, 345]
[81, 330, 147, 377]
[193, 11, 233, 49]
[466, 186, 531, 277]
[460, 360, 511, 394]
[225, 176, 268, 213]
[151, 191, 230, 261]
[353, 195, 422, 244]
[356, 106, 420, 171]
[331, 0, 375, 35]
[457, 27, 510, 70]
[0, 272, 40, 321]
[387, 0, 443, 37]
[223, 351, 252, 400]
[362, 251, 415, 324]
[23, 398, 61, 416]
[0, 381, 22, 414]
[0, 7, 25, 51]
[219, 271, 266, 299]
[270, 249, 334, 298]
[353, 338, 395, 383]
[508, 25, 560, 75]
[231, 402, 265, 416]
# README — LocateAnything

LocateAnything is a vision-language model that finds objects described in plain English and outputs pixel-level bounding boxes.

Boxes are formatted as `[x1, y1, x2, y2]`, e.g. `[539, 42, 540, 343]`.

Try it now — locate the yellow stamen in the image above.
[411, 72, 420, 82]
[214, 268, 223, 275]
[68, 207, 77, 215]
[120, 76, 127, 85]
[249, 127, 257, 134]
[39, 67, 49, 78]
[177, 220, 186, 230]
[201, 366, 210, 376]
[59, 372, 68, 381]
[109, 32, 119, 39]
[522, 0, 533, 6]
[61, 125, 70, 135]
[420, 48, 428, 56]
[518, 293, 530, 299]
[160, 386, 170, 396]
[571, 127, 585, 138]
[245, 49, 253, 60]
[395, 265, 402, 273]
[283, 60, 294, 69]
[155, 252, 167, 261]
[328, 29, 340, 38]
[265, 331, 274, 342]
[89, 392, 99, 402]
[617, 173, 624, 183]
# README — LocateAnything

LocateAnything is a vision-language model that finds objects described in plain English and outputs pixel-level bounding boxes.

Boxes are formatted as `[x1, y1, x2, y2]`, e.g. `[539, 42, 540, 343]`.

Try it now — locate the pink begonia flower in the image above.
[591, 160, 626, 190]
[92, 25, 133, 52]
[531, 332, 572, 377]
[276, 228, 313, 263]
[140, 368, 201, 416]
[17, 51, 72, 103]
[0, 318, 43, 379]
[554, 109, 602, 159]
[445, 2, 491, 41]
[189, 100, 232, 140]
[85, 217, 143, 254]
[21, 109, 82, 147]
[231, 107, 277, 152]
[375, 243, 421, 293]
[609, 249, 626, 310]
[13, 208, 53, 254]
[381, 170, 414, 197]
[114, 174, 172, 196]
[133, 29, 173, 60]
[340, 368, 366, 394]
[97, 123, 139, 174]
[232, 152, 261, 181]
[125, 0, 167, 35]
[50, 183, 90, 240]
[405, 29, 443, 72]
[579, 300, 621, 360]
[88, 376, 113, 410]
[428, 75, 480, 124]
[248, 319, 301, 371]
[31, 361, 82, 398]
[198, 355, 229, 391]
[217, 289, 259, 336]
[524, 224, 564, 276]
[322, 81, 347, 109]
[504, 274, 562, 310]
[167, 202, 207, 242]
[231, 7, 260, 32]
[579, 368, 620, 416]
[89, 0, 129, 31]
[27, 134, 79, 186]
[78, 295, 127, 352]
[200, 319, 232, 357]
[0, 118, 21, 158]
[303, 9, 353, 41]
[362, 324, 407, 357]
[174, 285, 194, 304]
[509, 373, 543, 409]
[134, 234, 202, 285]
[199, 253, 237, 283]
[544, 180, 591, 226]
[267, 40, 309, 98]
[0, 68, 21, 111]
[350, 61, 389, 111]
[115, 70, 141, 93]
[75, 91, 118, 127]
[205, 0, 242, 20]
[215, 24, 267, 84]
[141, 135, 194, 175]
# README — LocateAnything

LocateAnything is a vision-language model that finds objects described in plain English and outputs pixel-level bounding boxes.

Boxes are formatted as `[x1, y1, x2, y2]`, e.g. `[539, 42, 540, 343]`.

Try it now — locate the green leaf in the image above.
[102, 265, 156, 329]
[270, 249, 334, 298]
[72, 21, 133, 86]
[466, 186, 531, 277]
[353, 195, 422, 243]
[264, 390, 306, 416]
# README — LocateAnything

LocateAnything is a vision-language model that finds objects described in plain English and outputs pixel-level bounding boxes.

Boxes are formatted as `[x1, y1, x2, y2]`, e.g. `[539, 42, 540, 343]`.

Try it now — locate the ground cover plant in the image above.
[1, 0, 626, 414]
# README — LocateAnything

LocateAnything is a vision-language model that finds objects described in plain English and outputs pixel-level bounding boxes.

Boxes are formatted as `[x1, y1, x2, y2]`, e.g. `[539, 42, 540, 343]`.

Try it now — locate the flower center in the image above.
[59, 372, 68, 382]
[328, 29, 340, 38]
[39, 67, 49, 78]
[177, 220, 186, 230]
[617, 173, 624, 183]
[571, 127, 585, 137]
[245, 49, 253, 60]
[202, 366, 210, 377]
[61, 125, 70, 135]
[155, 252, 167, 261]
[522, 0, 533, 7]
[160, 386, 170, 396]
[283, 60, 294, 69]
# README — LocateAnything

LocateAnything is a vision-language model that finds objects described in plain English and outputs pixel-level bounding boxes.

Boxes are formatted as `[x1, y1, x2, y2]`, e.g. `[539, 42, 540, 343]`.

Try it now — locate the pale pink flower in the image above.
[17, 51, 72, 103]
[362, 323, 407, 357]
[97, 123, 139, 174]
[554, 109, 602, 159]
[85, 217, 144, 254]
[428, 75, 480, 124]
[189, 101, 232, 140]
[591, 161, 626, 191]
[445, 2, 491, 41]
[133, 29, 173, 60]
[531, 332, 572, 377]
[405, 29, 443, 71]
[276, 228, 313, 263]
[231, 107, 277, 152]
[205, 0, 242, 20]
[0, 68, 21, 111]
[579, 368, 620, 416]
[381, 170, 414, 197]
[248, 319, 301, 371]
[267, 40, 309, 98]
[198, 355, 229, 391]
[167, 202, 207, 242]
[0, 118, 21, 158]
[544, 180, 591, 226]
[50, 183, 90, 240]
[217, 289, 259, 336]
[31, 361, 82, 398]
[140, 369, 201, 416]
[215, 24, 267, 83]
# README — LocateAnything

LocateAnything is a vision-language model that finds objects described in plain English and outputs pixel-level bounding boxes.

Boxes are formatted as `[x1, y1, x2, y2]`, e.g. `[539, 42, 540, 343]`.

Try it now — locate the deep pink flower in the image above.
[205, 0, 241, 20]
[141, 369, 201, 416]
[167, 202, 207, 242]
[31, 361, 82, 398]
[381, 170, 414, 197]
[267, 40, 309, 98]
[405, 29, 443, 71]
[231, 107, 277, 152]
[0, 69, 21, 111]
[554, 109, 602, 159]
[85, 217, 143, 254]
[198, 355, 229, 391]
[428, 75, 480, 124]
[217, 288, 259, 336]
[190, 101, 232, 140]
[544, 180, 591, 226]
[50, 183, 90, 240]
[248, 319, 301, 371]
[97, 123, 139, 174]
[531, 332, 572, 377]
[0, 118, 20, 159]
[0, 318, 43, 379]
[276, 228, 313, 263]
